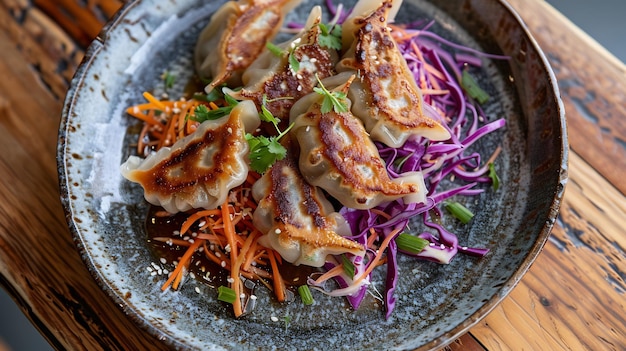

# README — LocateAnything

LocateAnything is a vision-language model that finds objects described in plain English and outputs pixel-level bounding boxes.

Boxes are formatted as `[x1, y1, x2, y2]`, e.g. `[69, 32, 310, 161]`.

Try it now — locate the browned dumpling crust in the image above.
[338, 0, 450, 147]
[252, 145, 365, 267]
[290, 77, 427, 210]
[194, 0, 303, 92]
[120, 101, 260, 213]
[232, 6, 338, 123]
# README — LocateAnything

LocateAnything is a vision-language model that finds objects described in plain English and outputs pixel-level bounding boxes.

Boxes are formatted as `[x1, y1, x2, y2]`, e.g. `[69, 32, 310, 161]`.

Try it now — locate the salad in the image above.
[120, 0, 506, 319]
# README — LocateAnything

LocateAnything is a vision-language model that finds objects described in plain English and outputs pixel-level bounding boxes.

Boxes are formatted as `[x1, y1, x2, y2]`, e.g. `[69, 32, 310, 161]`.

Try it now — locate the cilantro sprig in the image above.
[318, 23, 342, 50]
[189, 93, 239, 123]
[313, 74, 348, 114]
[246, 95, 294, 173]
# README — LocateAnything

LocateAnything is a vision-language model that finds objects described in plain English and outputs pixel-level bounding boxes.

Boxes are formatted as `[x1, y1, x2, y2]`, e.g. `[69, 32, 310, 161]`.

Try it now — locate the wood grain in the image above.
[0, 0, 624, 350]
[469, 152, 626, 350]
[508, 0, 626, 195]
[0, 28, 168, 350]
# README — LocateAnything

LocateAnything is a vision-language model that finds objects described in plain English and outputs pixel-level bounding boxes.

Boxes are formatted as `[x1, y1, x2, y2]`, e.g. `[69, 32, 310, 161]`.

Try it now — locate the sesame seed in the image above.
[221, 261, 226, 267]
[297, 85, 303, 91]
[274, 228, 282, 234]
[440, 244, 446, 249]
[227, 127, 233, 134]
[195, 287, 201, 294]
[310, 58, 317, 63]
[271, 316, 279, 322]
[461, 246, 468, 250]
[227, 277, 235, 283]
[250, 295, 257, 300]
[296, 73, 303, 80]
[225, 244, 231, 253]
[240, 293, 246, 298]
[429, 243, 435, 247]
[160, 257, 167, 264]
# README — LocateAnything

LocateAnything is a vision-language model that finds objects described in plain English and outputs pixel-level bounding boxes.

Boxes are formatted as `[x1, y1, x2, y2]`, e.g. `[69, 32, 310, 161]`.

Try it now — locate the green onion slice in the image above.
[217, 285, 237, 304]
[444, 201, 474, 224]
[395, 233, 429, 254]
[298, 285, 314, 305]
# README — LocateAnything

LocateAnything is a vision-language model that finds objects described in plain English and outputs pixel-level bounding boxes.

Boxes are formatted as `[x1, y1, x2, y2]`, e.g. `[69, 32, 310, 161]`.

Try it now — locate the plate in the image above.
[57, 0, 567, 349]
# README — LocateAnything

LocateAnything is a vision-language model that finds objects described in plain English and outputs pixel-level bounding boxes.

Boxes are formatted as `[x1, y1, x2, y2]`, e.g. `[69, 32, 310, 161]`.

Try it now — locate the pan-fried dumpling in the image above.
[229, 6, 339, 123]
[120, 100, 261, 213]
[336, 0, 450, 147]
[289, 75, 427, 210]
[252, 145, 365, 267]
[194, 0, 303, 92]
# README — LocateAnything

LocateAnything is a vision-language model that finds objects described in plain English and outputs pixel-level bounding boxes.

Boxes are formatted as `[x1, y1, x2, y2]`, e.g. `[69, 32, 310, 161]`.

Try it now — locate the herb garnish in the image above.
[245, 95, 294, 174]
[318, 23, 342, 50]
[313, 74, 348, 113]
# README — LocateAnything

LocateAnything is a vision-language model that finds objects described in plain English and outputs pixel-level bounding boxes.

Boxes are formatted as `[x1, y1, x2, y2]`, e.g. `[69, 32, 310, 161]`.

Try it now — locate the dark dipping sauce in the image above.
[144, 205, 323, 307]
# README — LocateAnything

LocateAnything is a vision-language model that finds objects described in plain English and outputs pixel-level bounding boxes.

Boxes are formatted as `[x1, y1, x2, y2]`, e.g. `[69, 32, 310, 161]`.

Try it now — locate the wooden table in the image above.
[0, 0, 624, 350]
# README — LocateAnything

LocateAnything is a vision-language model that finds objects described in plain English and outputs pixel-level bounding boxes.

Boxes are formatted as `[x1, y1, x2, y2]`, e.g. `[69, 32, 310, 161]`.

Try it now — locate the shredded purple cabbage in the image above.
[307, 2, 508, 318]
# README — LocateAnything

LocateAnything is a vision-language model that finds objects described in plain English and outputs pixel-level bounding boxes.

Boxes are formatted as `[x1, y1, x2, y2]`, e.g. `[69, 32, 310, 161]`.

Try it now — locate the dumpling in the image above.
[120, 100, 261, 213]
[194, 0, 303, 92]
[336, 0, 450, 147]
[252, 142, 365, 267]
[289, 75, 427, 210]
[229, 6, 339, 123]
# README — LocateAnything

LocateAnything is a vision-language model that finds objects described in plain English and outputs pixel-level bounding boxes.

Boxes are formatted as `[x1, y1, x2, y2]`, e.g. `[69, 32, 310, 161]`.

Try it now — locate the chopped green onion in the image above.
[444, 201, 474, 224]
[162, 70, 175, 89]
[217, 285, 237, 304]
[461, 70, 490, 104]
[488, 162, 500, 190]
[341, 254, 355, 279]
[266, 42, 284, 57]
[395, 233, 429, 254]
[297, 285, 314, 305]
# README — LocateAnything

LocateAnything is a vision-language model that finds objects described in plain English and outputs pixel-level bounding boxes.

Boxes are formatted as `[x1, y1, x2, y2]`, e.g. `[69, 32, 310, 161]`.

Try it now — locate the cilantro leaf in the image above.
[260, 95, 280, 125]
[313, 75, 348, 114]
[488, 162, 500, 190]
[189, 94, 238, 122]
[288, 51, 300, 72]
[245, 134, 287, 174]
[318, 23, 342, 50]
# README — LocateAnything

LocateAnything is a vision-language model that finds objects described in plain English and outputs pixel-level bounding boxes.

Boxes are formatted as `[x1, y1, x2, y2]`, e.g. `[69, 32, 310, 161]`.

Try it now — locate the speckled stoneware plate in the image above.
[58, 0, 567, 349]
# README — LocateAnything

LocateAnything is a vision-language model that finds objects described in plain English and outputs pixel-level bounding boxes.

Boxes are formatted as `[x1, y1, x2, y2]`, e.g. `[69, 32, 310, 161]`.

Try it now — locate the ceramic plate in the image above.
[58, 0, 567, 349]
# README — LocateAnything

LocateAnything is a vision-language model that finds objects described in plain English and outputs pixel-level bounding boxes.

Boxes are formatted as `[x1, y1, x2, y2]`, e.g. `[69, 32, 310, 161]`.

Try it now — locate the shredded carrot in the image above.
[161, 238, 203, 291]
[351, 227, 402, 287]
[268, 250, 286, 302]
[312, 263, 345, 285]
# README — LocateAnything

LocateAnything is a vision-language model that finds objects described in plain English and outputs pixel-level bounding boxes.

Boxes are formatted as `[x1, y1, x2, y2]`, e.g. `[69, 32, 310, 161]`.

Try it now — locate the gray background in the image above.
[1, 0, 624, 350]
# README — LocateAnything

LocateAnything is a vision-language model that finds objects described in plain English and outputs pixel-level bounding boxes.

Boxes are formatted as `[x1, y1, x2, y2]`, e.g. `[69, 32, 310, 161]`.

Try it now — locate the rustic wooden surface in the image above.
[0, 0, 624, 350]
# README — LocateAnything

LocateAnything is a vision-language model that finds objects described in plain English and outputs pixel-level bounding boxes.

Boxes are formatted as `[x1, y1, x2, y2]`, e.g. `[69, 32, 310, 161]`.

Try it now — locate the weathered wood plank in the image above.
[469, 151, 626, 350]
[508, 0, 626, 194]
[0, 29, 168, 351]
